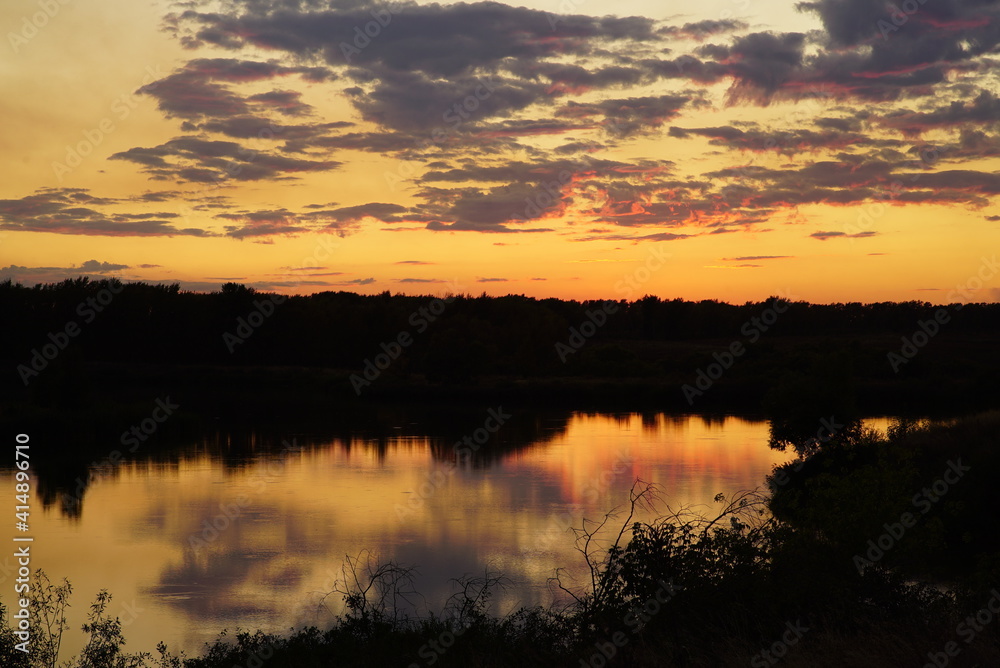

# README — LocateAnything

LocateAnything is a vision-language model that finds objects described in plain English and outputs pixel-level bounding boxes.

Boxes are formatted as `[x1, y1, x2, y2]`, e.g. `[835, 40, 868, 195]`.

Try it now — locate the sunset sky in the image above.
[2, 0, 999, 302]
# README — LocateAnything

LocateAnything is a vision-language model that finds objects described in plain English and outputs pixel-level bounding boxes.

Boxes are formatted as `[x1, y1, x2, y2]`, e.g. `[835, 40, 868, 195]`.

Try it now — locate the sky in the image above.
[1, 0, 999, 302]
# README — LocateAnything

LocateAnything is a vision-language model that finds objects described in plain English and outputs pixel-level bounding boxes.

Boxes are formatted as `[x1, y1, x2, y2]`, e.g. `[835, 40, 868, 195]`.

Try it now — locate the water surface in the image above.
[5, 412, 892, 658]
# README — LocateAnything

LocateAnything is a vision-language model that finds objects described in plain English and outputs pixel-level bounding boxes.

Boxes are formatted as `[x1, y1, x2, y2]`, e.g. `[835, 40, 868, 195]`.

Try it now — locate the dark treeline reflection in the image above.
[12, 403, 579, 518]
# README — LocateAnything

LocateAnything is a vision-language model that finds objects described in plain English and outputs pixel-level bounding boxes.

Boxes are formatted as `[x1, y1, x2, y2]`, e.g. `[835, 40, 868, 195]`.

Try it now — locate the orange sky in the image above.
[2, 0, 999, 302]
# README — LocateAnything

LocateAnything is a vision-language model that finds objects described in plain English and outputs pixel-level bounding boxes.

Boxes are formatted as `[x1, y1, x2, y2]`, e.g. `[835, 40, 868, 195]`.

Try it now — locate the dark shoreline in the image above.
[1, 359, 986, 423]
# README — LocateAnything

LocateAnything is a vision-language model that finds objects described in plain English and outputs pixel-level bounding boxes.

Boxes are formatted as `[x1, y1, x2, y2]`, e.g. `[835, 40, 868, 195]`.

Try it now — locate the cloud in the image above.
[416, 156, 677, 232]
[668, 124, 898, 155]
[247, 89, 312, 116]
[216, 209, 312, 239]
[778, 0, 1000, 103]
[880, 90, 1000, 136]
[137, 58, 333, 120]
[574, 232, 695, 242]
[8, 0, 999, 256]
[560, 95, 696, 136]
[167, 0, 696, 139]
[217, 202, 423, 239]
[721, 256, 791, 261]
[0, 259, 130, 284]
[715, 31, 808, 105]
[659, 19, 749, 41]
[111, 137, 341, 183]
[810, 230, 878, 240]
[79, 260, 129, 272]
[0, 188, 214, 237]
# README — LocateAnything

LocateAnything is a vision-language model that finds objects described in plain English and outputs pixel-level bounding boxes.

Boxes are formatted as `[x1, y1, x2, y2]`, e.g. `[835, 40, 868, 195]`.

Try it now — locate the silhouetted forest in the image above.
[3, 277, 999, 418]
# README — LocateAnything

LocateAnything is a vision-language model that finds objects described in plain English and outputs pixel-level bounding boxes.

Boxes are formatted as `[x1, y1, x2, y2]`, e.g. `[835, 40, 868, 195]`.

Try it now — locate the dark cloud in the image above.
[0, 188, 213, 237]
[810, 230, 878, 240]
[196, 116, 353, 141]
[167, 1, 696, 137]
[659, 19, 749, 41]
[782, 0, 1000, 103]
[79, 260, 129, 272]
[111, 136, 341, 182]
[412, 155, 675, 232]
[560, 95, 696, 136]
[218, 202, 424, 238]
[175, 2, 659, 76]
[18, 0, 998, 250]
[137, 58, 333, 120]
[814, 116, 862, 132]
[216, 209, 312, 239]
[668, 124, 894, 154]
[0, 260, 128, 278]
[247, 89, 312, 116]
[505, 61, 655, 95]
[574, 232, 694, 242]
[721, 256, 791, 261]
[881, 90, 1000, 136]
[715, 31, 808, 104]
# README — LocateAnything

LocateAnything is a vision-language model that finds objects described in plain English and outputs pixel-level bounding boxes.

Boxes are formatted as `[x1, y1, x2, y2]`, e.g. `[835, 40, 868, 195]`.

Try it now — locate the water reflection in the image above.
[5, 411, 893, 659]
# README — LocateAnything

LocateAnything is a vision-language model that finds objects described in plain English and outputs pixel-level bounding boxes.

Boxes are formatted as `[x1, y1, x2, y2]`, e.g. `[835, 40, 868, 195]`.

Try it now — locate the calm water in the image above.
[4, 412, 892, 659]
